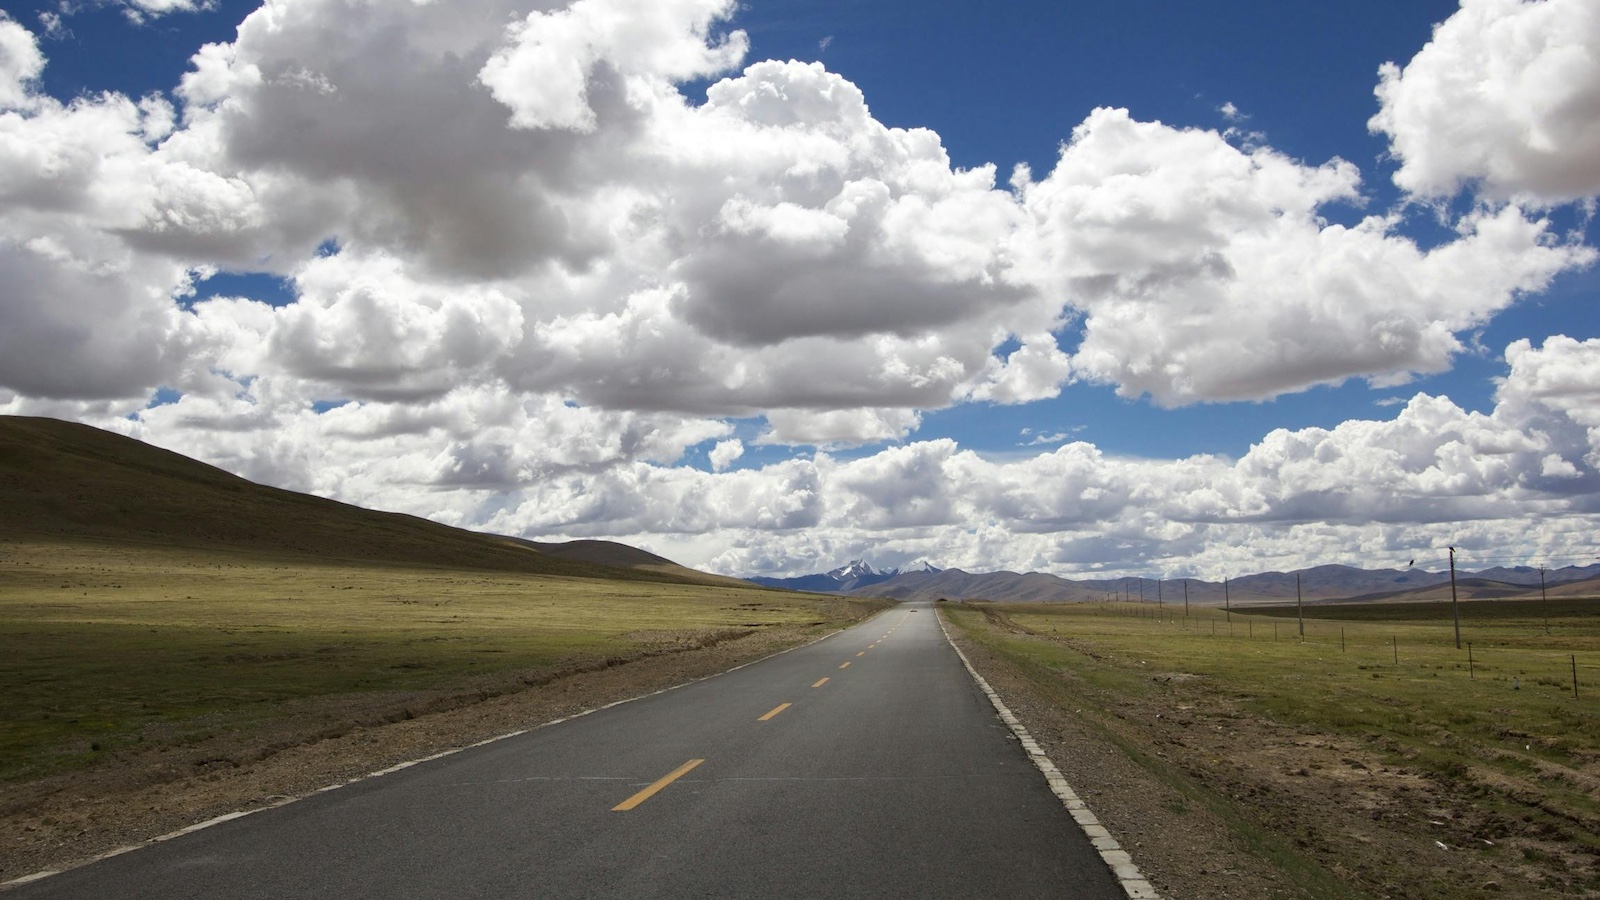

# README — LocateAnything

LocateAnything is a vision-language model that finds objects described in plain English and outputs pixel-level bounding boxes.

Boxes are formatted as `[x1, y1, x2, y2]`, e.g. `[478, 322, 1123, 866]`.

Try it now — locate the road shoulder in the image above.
[941, 606, 1305, 900]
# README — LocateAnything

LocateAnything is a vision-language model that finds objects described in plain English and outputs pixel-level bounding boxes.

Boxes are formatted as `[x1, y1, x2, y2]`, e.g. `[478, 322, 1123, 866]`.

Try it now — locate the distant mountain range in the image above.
[747, 558, 941, 594]
[746, 560, 1600, 605]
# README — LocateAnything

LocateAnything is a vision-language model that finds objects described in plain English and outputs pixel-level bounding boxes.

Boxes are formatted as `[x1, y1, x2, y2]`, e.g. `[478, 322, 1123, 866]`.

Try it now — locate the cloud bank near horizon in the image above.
[1, 0, 1599, 577]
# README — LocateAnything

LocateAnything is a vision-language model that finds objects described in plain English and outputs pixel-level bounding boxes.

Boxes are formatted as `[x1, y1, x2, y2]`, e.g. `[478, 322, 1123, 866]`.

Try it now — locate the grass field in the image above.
[944, 597, 1600, 898]
[0, 538, 879, 784]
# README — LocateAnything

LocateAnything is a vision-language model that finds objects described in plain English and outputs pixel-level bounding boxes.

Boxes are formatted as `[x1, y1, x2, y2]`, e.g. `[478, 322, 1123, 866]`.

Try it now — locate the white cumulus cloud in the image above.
[0, 13, 43, 111]
[1371, 0, 1600, 203]
[708, 438, 743, 471]
[480, 0, 747, 133]
[1020, 108, 1591, 406]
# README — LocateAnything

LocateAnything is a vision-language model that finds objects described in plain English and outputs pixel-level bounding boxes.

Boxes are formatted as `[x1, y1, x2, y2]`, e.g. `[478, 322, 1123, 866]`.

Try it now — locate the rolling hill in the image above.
[0, 415, 714, 584]
[514, 538, 755, 587]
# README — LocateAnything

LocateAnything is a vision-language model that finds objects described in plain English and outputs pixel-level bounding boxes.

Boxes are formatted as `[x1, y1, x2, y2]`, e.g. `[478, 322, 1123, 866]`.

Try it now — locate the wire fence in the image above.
[1080, 597, 1596, 701]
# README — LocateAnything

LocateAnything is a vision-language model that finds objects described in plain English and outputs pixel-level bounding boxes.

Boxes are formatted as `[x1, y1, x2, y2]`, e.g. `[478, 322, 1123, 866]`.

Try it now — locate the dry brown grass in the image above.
[1, 538, 880, 784]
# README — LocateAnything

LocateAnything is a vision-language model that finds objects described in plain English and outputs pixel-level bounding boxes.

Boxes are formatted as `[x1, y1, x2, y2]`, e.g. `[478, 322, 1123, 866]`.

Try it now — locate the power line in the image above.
[1397, 551, 1600, 570]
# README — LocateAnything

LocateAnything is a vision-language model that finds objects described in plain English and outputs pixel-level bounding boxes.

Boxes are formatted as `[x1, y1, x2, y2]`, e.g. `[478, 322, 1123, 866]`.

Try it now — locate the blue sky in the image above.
[746, 1, 1452, 168]
[3, 0, 1600, 577]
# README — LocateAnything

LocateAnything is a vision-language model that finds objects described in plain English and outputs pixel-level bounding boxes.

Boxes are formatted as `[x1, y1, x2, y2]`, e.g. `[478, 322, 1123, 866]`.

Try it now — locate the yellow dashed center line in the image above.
[839, 661, 851, 669]
[612, 758, 704, 811]
[758, 702, 792, 721]
[812, 677, 829, 688]
[856, 651, 865, 657]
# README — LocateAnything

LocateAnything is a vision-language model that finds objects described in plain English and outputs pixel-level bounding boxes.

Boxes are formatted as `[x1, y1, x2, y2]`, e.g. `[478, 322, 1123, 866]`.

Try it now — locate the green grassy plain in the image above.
[0, 538, 878, 783]
[945, 598, 1600, 898]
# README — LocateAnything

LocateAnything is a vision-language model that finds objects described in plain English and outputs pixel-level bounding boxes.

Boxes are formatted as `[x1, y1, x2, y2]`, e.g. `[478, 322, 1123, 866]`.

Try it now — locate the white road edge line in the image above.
[936, 608, 1162, 900]
[0, 615, 878, 891]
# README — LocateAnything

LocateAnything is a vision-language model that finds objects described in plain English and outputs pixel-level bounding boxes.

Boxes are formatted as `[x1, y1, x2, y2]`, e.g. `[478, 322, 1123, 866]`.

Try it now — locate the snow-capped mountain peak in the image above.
[823, 558, 941, 582]
[828, 559, 881, 580]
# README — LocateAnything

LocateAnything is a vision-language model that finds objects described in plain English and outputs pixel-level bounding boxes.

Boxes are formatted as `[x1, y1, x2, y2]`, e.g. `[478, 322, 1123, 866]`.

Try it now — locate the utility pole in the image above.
[1139, 578, 1145, 603]
[1296, 573, 1304, 638]
[1157, 578, 1163, 617]
[1449, 546, 1461, 650]
[1224, 577, 1230, 622]
[1183, 579, 1189, 617]
[1540, 566, 1549, 634]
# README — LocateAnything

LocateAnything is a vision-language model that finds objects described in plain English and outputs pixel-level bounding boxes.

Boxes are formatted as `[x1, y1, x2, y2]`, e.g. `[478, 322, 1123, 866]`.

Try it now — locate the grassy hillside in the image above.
[0, 539, 883, 785]
[0, 416, 685, 582]
[0, 416, 891, 794]
[516, 538, 755, 588]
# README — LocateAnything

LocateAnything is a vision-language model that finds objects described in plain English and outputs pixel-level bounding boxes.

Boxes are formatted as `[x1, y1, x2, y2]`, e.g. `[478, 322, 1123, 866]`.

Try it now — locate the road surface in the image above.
[8, 601, 1127, 899]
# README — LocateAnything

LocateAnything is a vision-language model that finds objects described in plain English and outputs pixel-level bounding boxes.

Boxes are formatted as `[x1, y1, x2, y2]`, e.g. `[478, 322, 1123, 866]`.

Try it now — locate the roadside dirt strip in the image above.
[937, 614, 1159, 899]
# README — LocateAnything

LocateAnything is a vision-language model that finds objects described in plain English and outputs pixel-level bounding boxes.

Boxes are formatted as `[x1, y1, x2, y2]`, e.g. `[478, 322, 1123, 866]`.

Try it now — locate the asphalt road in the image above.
[8, 601, 1126, 899]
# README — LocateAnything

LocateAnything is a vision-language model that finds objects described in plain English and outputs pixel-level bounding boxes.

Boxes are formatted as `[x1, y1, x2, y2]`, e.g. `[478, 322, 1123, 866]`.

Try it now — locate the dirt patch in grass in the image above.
[945, 604, 1600, 899]
[0, 624, 828, 883]
[1105, 678, 1596, 899]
